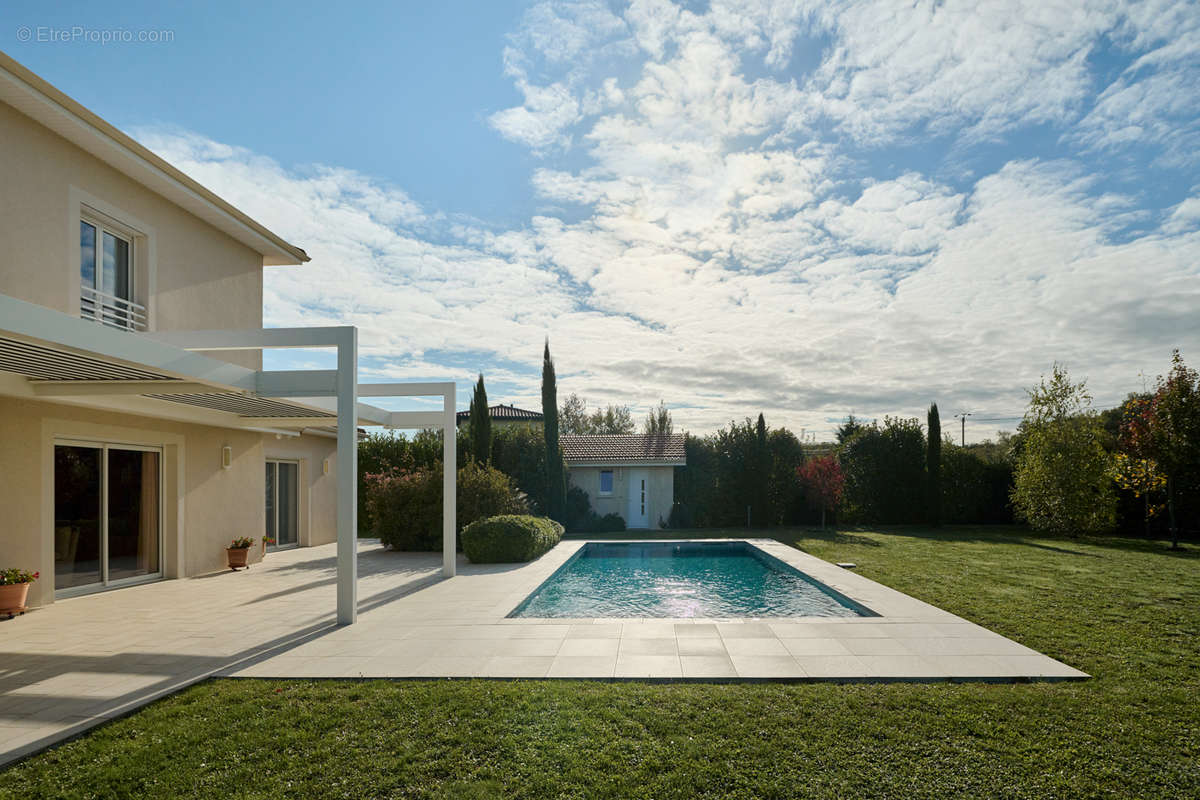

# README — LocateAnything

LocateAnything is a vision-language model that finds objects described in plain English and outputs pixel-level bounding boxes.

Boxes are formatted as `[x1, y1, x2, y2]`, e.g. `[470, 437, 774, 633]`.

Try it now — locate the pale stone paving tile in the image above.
[841, 638, 916, 656]
[716, 623, 776, 639]
[614, 654, 682, 678]
[779, 638, 853, 657]
[675, 623, 721, 638]
[547, 656, 616, 678]
[618, 638, 678, 656]
[493, 638, 563, 657]
[857, 655, 946, 678]
[479, 656, 555, 678]
[722, 638, 791, 657]
[677, 638, 729, 657]
[680, 656, 737, 678]
[730, 655, 805, 678]
[558, 638, 621, 657]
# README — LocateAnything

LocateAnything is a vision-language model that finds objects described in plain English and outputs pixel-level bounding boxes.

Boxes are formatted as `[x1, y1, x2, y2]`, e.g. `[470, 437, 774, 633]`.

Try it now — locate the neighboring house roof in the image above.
[562, 434, 686, 466]
[455, 403, 544, 425]
[0, 52, 308, 266]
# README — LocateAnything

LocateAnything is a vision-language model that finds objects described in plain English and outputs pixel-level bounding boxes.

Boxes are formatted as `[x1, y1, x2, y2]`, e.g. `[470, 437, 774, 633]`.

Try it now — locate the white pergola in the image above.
[0, 293, 456, 626]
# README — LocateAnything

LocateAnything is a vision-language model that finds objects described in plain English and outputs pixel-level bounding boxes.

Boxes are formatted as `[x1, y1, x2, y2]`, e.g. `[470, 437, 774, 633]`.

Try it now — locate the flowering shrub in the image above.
[229, 537, 255, 549]
[0, 568, 39, 585]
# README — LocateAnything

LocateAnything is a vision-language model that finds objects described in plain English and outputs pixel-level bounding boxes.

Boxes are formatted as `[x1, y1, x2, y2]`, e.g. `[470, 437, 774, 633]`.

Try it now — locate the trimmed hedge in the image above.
[461, 515, 563, 563]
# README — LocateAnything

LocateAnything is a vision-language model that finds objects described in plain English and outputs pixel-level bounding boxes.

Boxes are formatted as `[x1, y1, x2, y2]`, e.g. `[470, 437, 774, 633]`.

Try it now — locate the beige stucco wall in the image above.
[0, 396, 340, 608]
[0, 99, 265, 369]
[567, 465, 676, 529]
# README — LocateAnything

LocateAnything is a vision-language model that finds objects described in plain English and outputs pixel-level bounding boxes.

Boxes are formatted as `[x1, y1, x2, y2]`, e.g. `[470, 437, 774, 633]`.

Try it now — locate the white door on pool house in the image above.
[626, 469, 649, 528]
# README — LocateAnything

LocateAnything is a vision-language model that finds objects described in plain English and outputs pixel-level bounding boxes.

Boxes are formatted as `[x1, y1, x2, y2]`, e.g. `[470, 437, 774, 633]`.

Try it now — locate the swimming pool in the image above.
[509, 541, 876, 619]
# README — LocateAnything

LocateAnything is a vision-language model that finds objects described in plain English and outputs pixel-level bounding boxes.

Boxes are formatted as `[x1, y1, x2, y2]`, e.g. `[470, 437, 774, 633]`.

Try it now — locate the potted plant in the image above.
[227, 537, 255, 570]
[0, 568, 38, 619]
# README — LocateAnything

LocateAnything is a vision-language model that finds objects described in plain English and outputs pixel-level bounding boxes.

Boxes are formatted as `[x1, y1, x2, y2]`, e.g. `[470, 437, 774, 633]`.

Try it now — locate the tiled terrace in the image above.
[0, 537, 1086, 766]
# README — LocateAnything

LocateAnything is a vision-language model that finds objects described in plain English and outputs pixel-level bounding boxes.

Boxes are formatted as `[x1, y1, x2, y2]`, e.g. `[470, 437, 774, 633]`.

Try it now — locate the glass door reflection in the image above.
[266, 460, 298, 549]
[54, 443, 162, 595]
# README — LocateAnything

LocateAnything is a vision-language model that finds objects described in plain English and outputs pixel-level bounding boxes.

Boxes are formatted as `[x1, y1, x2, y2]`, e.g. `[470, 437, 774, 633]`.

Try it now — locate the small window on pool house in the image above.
[599, 470, 614, 496]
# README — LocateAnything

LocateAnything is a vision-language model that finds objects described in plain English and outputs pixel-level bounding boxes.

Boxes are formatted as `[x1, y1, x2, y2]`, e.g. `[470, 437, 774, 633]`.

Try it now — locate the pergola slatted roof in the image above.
[0, 336, 175, 382]
[142, 392, 336, 418]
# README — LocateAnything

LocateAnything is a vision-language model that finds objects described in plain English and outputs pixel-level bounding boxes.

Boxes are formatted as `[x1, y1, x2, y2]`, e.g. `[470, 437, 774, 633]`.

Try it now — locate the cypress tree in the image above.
[753, 413, 770, 527]
[541, 340, 566, 521]
[927, 402, 942, 527]
[468, 373, 490, 464]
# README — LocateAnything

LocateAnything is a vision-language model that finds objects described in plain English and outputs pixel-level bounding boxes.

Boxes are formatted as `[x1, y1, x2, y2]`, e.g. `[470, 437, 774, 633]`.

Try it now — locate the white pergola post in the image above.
[443, 387, 457, 577]
[335, 327, 358, 625]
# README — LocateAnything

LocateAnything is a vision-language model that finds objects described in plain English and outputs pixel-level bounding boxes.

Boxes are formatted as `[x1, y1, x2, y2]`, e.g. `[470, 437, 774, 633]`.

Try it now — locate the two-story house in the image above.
[0, 52, 456, 616]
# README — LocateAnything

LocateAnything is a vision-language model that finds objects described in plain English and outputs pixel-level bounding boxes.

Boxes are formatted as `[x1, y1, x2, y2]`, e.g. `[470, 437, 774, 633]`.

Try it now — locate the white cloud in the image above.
[133, 0, 1200, 439]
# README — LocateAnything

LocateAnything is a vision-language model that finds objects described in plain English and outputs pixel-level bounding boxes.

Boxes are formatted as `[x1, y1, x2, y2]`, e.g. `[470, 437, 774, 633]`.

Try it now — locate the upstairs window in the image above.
[599, 470, 614, 496]
[80, 216, 144, 330]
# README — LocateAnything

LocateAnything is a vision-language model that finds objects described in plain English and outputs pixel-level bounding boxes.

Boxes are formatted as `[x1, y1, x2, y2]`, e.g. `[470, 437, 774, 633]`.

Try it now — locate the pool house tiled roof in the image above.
[455, 403, 544, 426]
[561, 433, 686, 466]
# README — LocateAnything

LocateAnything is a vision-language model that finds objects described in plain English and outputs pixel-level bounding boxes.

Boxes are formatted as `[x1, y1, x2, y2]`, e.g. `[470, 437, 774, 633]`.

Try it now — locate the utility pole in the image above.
[953, 411, 973, 446]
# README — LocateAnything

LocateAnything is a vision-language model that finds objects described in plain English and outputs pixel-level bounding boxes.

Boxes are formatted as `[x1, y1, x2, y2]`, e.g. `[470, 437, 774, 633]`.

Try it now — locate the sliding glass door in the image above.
[54, 442, 162, 595]
[265, 460, 298, 549]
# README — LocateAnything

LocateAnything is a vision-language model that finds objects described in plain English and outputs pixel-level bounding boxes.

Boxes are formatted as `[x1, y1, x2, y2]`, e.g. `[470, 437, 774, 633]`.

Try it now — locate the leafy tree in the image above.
[796, 455, 844, 530]
[643, 401, 673, 436]
[1121, 350, 1200, 547]
[1011, 365, 1116, 536]
[541, 340, 566, 522]
[559, 392, 635, 434]
[927, 403, 942, 527]
[588, 405, 635, 434]
[558, 393, 588, 435]
[467, 373, 491, 464]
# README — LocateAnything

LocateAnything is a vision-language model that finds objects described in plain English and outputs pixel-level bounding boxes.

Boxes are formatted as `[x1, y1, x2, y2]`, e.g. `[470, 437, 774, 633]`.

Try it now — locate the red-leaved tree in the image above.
[1121, 350, 1200, 547]
[796, 455, 845, 530]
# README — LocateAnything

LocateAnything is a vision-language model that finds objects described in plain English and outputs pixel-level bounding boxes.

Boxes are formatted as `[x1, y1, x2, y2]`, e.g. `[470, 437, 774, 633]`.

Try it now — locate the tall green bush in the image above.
[491, 425, 548, 513]
[1011, 365, 1116, 535]
[839, 416, 926, 524]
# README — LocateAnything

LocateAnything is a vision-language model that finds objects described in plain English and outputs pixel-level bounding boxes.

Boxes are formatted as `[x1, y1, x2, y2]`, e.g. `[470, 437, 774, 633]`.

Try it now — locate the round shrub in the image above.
[461, 515, 563, 563]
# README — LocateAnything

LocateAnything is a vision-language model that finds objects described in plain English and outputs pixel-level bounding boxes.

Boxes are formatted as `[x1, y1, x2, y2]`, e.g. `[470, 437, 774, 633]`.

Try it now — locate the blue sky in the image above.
[6, 0, 1199, 439]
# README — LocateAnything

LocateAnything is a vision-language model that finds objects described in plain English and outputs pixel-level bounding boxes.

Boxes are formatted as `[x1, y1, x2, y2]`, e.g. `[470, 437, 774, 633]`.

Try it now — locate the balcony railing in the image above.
[80, 286, 148, 332]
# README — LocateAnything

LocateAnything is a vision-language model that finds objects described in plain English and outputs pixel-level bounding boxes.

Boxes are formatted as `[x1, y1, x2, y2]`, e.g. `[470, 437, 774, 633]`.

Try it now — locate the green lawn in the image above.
[3, 526, 1198, 799]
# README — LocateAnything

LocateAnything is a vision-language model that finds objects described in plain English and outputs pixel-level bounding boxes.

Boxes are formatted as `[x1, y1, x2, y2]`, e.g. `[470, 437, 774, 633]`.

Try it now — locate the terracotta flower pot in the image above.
[0, 582, 31, 617]
[227, 547, 251, 570]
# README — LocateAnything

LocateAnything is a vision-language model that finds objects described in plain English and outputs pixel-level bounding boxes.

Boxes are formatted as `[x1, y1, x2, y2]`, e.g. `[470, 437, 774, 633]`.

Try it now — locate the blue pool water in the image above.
[510, 542, 874, 619]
